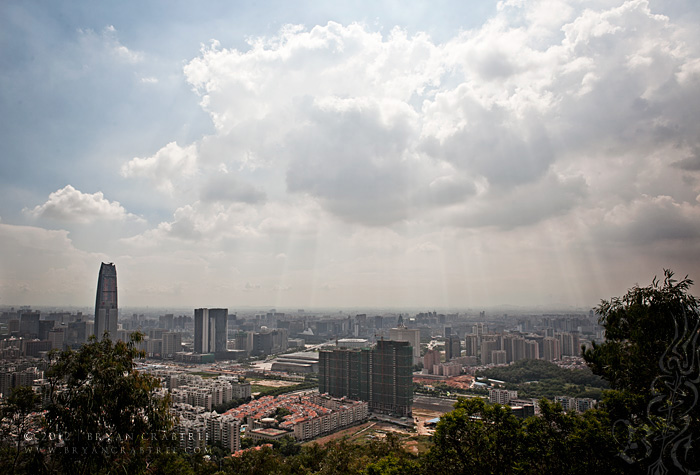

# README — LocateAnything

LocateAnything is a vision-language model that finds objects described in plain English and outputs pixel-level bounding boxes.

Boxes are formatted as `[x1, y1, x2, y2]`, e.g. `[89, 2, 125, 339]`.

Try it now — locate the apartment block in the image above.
[489, 388, 518, 405]
[318, 339, 413, 417]
[172, 402, 241, 452]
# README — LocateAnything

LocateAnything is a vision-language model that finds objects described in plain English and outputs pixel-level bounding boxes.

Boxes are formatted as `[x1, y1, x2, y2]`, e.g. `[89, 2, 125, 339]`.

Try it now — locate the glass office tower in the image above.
[94, 262, 118, 340]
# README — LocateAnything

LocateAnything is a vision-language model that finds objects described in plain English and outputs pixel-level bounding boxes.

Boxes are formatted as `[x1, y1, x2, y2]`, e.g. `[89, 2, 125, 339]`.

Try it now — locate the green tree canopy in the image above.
[424, 397, 624, 474]
[423, 397, 523, 474]
[584, 270, 699, 401]
[583, 270, 700, 473]
[44, 333, 176, 475]
[1, 385, 41, 475]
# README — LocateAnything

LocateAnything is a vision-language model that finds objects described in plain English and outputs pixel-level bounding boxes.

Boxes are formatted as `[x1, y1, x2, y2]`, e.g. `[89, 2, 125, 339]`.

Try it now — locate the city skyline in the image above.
[2, 1, 700, 309]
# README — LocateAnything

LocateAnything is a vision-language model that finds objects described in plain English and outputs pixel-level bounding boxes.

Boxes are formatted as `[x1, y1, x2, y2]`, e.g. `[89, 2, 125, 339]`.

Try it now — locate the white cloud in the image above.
[9, 1, 700, 307]
[412, 241, 441, 253]
[25, 185, 139, 223]
[446, 172, 588, 229]
[175, 3, 700, 236]
[284, 96, 419, 225]
[200, 171, 266, 204]
[103, 25, 143, 63]
[597, 194, 700, 245]
[0, 222, 104, 304]
[114, 44, 143, 63]
[75, 25, 145, 66]
[121, 142, 198, 194]
[123, 197, 322, 248]
[115, 1, 696, 307]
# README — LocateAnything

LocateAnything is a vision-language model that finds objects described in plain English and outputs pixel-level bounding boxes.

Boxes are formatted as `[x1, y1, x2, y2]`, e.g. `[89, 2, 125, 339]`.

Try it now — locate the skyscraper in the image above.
[194, 308, 210, 354]
[445, 335, 462, 361]
[194, 308, 228, 354]
[211, 308, 228, 353]
[464, 334, 479, 357]
[94, 262, 118, 340]
[19, 311, 40, 338]
[389, 325, 421, 365]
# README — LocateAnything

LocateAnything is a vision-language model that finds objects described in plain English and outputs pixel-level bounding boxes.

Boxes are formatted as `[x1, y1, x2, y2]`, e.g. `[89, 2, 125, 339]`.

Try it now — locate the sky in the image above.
[1, 0, 700, 311]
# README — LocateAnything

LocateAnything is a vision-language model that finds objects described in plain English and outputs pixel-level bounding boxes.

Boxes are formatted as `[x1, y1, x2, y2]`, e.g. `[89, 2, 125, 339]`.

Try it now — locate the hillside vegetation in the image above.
[478, 358, 607, 400]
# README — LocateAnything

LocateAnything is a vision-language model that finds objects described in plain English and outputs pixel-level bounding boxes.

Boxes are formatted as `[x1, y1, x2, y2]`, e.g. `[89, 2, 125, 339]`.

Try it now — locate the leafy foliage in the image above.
[212, 396, 250, 414]
[478, 359, 607, 399]
[44, 333, 176, 475]
[252, 381, 318, 398]
[584, 270, 700, 472]
[423, 397, 625, 474]
[584, 271, 699, 407]
[219, 432, 418, 475]
[479, 358, 603, 386]
[274, 406, 293, 423]
[0, 386, 41, 475]
[423, 397, 523, 474]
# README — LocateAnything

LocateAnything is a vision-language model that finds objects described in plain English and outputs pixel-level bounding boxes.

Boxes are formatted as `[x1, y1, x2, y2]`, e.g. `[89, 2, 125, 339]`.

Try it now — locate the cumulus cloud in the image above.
[672, 148, 700, 171]
[123, 205, 249, 247]
[446, 173, 588, 229]
[79, 1, 700, 306]
[121, 142, 198, 194]
[412, 241, 441, 253]
[0, 221, 103, 304]
[597, 194, 700, 245]
[285, 96, 418, 225]
[125, 203, 256, 245]
[25, 185, 139, 223]
[200, 171, 266, 204]
[174, 2, 700, 235]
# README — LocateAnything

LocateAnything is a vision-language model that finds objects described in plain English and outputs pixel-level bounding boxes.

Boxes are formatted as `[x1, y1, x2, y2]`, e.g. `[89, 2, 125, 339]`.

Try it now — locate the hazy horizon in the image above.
[2, 1, 699, 309]
[0, 302, 607, 318]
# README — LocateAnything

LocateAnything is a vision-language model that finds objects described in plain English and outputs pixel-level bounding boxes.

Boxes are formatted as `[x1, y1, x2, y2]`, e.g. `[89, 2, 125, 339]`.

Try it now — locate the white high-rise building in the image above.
[194, 309, 210, 354]
[543, 337, 562, 361]
[389, 326, 421, 365]
[194, 308, 228, 354]
[489, 388, 518, 405]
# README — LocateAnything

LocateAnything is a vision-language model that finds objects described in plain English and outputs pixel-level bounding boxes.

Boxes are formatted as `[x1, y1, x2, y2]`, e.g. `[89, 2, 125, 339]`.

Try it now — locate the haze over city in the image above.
[2, 0, 699, 309]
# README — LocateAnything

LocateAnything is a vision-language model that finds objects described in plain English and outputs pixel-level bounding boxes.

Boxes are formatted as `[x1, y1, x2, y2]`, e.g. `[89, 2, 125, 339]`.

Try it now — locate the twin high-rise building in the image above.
[194, 308, 228, 354]
[388, 325, 421, 365]
[445, 335, 462, 361]
[94, 262, 118, 340]
[318, 339, 413, 417]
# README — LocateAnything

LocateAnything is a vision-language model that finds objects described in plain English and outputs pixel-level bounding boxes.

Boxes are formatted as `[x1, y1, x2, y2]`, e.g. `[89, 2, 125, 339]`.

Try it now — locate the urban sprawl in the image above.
[0, 263, 603, 455]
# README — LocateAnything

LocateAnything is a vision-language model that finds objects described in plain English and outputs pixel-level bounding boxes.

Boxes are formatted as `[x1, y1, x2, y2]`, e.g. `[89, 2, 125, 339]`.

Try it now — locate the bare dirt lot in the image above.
[302, 407, 446, 455]
[413, 407, 443, 436]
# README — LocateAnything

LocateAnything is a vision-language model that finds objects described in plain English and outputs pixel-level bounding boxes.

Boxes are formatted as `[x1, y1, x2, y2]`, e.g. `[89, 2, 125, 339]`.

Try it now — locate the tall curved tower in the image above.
[94, 262, 118, 340]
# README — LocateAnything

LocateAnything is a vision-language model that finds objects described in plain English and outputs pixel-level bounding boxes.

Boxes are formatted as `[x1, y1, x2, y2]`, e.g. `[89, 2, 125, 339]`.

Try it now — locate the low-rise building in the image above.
[224, 393, 368, 442]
